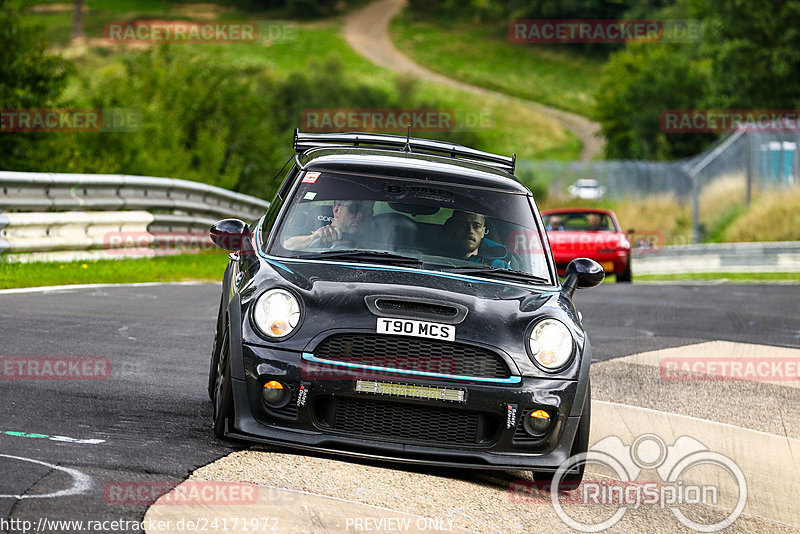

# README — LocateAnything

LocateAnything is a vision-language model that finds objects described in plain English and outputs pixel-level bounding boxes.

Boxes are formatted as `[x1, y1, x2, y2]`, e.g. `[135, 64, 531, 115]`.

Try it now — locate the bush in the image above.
[20, 47, 489, 202]
[0, 2, 72, 170]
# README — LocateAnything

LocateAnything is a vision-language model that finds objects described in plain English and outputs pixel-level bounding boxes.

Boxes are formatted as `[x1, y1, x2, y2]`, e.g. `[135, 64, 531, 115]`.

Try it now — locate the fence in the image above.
[0, 171, 270, 262]
[518, 129, 800, 243]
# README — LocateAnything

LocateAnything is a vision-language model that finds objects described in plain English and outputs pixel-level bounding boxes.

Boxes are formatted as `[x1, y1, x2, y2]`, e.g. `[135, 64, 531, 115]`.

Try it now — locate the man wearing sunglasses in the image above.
[283, 200, 374, 250]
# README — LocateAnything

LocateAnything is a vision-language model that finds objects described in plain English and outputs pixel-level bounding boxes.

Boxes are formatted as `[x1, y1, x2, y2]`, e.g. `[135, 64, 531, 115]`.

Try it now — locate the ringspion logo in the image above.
[510, 434, 747, 532]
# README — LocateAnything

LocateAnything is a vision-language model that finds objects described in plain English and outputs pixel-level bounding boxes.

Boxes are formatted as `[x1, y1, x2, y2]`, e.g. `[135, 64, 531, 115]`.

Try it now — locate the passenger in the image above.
[283, 200, 374, 250]
[546, 215, 564, 231]
[444, 211, 511, 269]
[586, 213, 607, 231]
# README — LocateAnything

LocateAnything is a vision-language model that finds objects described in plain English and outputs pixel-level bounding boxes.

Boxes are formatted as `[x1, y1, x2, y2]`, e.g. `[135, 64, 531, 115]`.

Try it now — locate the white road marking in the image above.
[0, 454, 92, 499]
[0, 281, 213, 295]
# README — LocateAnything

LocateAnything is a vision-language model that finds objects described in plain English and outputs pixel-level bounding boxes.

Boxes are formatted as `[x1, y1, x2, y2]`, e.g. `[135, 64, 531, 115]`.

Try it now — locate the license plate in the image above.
[376, 318, 455, 341]
[599, 261, 615, 272]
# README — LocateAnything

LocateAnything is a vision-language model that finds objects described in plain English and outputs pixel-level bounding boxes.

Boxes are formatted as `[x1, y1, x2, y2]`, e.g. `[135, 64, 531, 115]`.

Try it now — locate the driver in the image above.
[283, 200, 374, 250]
[444, 211, 511, 269]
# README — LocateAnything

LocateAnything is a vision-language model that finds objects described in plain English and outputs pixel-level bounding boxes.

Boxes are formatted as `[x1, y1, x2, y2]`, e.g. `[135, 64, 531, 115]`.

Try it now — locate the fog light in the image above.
[523, 409, 552, 436]
[262, 380, 289, 408]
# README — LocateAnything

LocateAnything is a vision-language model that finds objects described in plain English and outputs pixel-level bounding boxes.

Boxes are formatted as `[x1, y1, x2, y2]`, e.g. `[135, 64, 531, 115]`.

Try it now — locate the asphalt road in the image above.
[0, 282, 798, 533]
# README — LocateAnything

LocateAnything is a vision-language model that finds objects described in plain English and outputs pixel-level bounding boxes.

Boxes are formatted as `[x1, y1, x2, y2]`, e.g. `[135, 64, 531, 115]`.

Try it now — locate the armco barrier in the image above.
[0, 171, 270, 262]
[0, 171, 269, 219]
[633, 241, 800, 275]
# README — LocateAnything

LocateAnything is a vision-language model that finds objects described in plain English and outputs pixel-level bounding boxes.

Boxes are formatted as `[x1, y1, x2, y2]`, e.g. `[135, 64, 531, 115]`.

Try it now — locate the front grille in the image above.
[374, 298, 459, 319]
[314, 396, 499, 446]
[314, 334, 510, 379]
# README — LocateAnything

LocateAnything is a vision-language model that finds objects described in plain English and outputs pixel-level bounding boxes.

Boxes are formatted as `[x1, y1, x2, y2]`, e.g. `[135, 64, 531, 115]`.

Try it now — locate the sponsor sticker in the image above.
[506, 404, 518, 429]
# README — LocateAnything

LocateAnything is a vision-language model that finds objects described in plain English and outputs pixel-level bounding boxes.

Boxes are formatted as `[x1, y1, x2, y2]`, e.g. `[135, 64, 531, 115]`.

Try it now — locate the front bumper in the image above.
[553, 251, 629, 276]
[228, 343, 585, 471]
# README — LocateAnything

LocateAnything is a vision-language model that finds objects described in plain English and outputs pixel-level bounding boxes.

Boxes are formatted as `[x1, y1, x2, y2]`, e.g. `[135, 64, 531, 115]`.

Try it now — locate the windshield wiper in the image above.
[300, 250, 424, 267]
[441, 265, 551, 284]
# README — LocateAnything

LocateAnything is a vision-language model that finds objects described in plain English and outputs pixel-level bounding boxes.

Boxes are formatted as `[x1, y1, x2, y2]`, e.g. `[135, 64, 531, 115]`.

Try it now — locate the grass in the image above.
[538, 193, 693, 246]
[27, 4, 580, 160]
[191, 22, 581, 159]
[389, 11, 603, 115]
[0, 253, 229, 289]
[723, 186, 800, 242]
[636, 272, 800, 282]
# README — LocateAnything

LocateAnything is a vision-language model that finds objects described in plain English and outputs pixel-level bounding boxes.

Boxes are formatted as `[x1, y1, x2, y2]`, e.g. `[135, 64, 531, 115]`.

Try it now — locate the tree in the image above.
[696, 0, 800, 109]
[594, 43, 712, 160]
[72, 0, 84, 40]
[0, 1, 72, 170]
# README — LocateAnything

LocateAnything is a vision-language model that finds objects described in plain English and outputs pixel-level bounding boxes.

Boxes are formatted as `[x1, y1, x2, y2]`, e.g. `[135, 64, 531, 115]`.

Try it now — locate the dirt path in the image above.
[343, 0, 605, 161]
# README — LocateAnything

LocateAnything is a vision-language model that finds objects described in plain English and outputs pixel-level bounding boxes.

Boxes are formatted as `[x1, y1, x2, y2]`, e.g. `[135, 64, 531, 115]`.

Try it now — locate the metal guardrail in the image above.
[0, 171, 269, 218]
[633, 241, 800, 275]
[0, 171, 270, 262]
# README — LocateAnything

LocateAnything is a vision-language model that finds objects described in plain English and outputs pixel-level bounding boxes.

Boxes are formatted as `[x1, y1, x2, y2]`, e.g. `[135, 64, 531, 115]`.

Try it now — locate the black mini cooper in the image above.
[208, 130, 604, 484]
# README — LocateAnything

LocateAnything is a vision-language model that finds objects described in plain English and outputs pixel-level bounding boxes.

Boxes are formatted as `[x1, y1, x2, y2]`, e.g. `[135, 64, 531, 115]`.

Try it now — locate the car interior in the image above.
[280, 201, 529, 270]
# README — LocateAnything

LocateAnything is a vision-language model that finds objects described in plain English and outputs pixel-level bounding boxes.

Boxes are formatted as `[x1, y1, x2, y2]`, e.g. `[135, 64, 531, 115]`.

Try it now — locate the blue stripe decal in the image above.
[265, 258, 294, 274]
[302, 352, 521, 384]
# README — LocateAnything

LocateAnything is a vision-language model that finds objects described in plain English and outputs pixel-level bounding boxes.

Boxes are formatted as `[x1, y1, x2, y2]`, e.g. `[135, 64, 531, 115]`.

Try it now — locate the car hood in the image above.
[260, 257, 553, 300]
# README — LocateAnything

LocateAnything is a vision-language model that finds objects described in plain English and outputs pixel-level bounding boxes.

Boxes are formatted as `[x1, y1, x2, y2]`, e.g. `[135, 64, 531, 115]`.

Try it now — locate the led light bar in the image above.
[355, 380, 466, 402]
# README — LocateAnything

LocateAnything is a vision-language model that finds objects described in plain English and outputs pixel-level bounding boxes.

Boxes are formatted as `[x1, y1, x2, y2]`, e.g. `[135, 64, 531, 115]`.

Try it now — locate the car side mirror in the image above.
[210, 219, 251, 251]
[561, 258, 604, 298]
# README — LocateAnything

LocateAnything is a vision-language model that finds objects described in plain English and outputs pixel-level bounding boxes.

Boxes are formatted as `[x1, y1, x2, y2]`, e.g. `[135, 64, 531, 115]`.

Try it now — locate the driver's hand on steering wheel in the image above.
[311, 224, 342, 246]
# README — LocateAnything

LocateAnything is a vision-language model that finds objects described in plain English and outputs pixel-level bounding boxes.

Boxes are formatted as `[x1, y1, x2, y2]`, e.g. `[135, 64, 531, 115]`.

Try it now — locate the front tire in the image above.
[212, 325, 234, 439]
[616, 259, 632, 283]
[208, 288, 227, 400]
[534, 381, 591, 491]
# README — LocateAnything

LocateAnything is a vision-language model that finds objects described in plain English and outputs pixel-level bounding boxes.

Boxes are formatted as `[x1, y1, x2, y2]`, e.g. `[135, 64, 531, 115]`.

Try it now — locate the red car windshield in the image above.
[543, 212, 617, 232]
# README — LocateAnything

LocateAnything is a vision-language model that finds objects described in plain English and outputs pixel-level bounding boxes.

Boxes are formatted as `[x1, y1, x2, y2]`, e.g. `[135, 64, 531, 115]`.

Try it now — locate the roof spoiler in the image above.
[293, 129, 516, 175]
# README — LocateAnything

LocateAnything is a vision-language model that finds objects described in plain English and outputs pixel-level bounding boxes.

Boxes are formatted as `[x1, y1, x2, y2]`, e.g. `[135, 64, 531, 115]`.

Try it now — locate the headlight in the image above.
[253, 289, 301, 338]
[528, 319, 574, 370]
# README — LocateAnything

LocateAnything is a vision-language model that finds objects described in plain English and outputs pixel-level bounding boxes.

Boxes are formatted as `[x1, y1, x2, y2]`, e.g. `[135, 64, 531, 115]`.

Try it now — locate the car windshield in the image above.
[266, 171, 552, 282]
[543, 212, 616, 232]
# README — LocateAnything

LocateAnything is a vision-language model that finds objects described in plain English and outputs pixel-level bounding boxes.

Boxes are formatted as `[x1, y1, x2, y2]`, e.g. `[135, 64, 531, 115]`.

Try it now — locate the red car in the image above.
[540, 208, 632, 282]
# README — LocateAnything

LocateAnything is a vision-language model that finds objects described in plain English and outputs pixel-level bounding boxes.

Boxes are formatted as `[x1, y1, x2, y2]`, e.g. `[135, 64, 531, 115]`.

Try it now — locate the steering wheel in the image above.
[308, 231, 358, 250]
